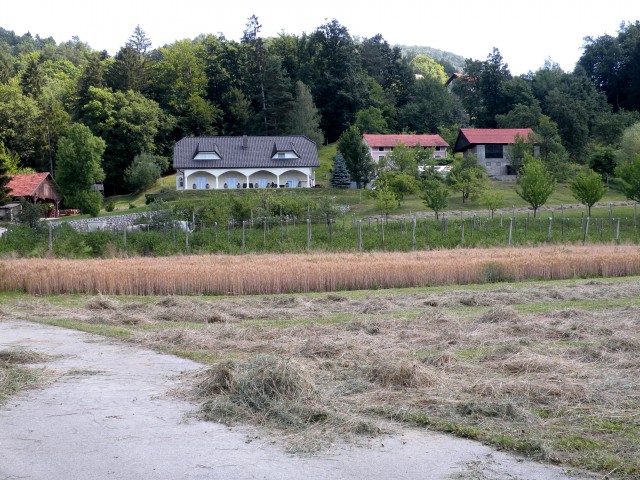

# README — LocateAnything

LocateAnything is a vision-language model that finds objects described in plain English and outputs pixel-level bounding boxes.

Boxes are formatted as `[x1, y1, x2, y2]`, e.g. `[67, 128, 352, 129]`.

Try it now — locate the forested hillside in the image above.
[0, 18, 639, 202]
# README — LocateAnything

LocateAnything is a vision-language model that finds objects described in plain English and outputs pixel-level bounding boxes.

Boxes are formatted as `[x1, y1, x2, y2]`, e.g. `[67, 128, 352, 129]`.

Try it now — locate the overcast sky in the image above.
[2, 0, 637, 75]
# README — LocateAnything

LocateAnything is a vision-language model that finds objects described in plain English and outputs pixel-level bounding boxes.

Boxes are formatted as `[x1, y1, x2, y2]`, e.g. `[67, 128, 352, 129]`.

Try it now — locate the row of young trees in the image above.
[330, 121, 640, 221]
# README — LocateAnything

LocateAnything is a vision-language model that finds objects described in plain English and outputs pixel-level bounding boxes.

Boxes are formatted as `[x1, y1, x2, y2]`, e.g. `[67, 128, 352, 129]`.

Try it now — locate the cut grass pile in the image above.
[3, 245, 640, 295]
[0, 349, 50, 405]
[4, 277, 640, 476]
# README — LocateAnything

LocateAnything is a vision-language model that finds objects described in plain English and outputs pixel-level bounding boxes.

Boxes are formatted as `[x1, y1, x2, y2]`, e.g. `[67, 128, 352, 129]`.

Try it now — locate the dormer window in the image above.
[272, 150, 298, 160]
[193, 152, 221, 160]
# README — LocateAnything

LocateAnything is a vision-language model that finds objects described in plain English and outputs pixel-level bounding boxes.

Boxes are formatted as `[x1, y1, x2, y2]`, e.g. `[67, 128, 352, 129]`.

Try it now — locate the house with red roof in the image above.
[453, 128, 537, 177]
[4, 172, 61, 217]
[362, 134, 449, 164]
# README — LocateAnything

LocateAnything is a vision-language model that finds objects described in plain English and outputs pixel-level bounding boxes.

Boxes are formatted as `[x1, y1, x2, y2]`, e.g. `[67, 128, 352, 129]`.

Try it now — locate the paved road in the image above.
[0, 321, 596, 480]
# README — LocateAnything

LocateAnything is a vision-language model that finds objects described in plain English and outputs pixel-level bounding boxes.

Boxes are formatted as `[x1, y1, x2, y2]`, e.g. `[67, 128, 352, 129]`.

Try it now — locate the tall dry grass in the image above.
[2, 245, 640, 295]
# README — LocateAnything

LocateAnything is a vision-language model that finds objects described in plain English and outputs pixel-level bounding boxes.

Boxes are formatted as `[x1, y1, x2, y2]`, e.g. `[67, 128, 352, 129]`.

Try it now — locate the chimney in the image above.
[242, 135, 248, 149]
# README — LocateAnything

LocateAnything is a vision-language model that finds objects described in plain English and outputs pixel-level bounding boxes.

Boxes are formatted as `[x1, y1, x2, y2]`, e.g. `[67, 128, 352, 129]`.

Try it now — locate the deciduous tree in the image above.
[516, 154, 555, 217]
[447, 155, 486, 203]
[55, 123, 105, 216]
[615, 153, 640, 203]
[420, 179, 449, 219]
[569, 168, 606, 216]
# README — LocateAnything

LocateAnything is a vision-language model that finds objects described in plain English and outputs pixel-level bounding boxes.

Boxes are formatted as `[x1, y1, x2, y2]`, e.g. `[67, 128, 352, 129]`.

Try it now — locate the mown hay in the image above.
[479, 306, 520, 323]
[85, 295, 119, 310]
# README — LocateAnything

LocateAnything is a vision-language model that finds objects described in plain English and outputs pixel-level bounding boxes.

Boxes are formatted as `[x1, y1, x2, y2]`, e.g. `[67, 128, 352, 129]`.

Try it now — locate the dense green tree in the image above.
[617, 122, 640, 159]
[420, 179, 449, 219]
[355, 107, 388, 134]
[259, 55, 294, 134]
[516, 154, 555, 217]
[589, 145, 617, 183]
[496, 102, 543, 129]
[398, 76, 460, 133]
[447, 155, 486, 203]
[75, 52, 106, 112]
[106, 45, 149, 93]
[358, 34, 414, 107]
[55, 123, 105, 216]
[534, 115, 572, 181]
[330, 152, 351, 188]
[579, 22, 640, 112]
[615, 153, 640, 203]
[221, 87, 251, 135]
[337, 125, 373, 188]
[454, 48, 512, 127]
[377, 171, 420, 203]
[20, 53, 44, 98]
[0, 82, 42, 168]
[284, 81, 323, 145]
[384, 143, 417, 173]
[0, 149, 11, 205]
[151, 40, 208, 115]
[569, 168, 606, 216]
[505, 133, 533, 175]
[410, 54, 447, 83]
[372, 187, 399, 219]
[305, 20, 366, 142]
[124, 151, 164, 192]
[80, 86, 165, 190]
[590, 110, 640, 146]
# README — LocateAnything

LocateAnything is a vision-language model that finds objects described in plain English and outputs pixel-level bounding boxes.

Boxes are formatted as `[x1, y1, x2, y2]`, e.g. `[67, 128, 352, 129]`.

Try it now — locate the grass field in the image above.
[2, 276, 639, 476]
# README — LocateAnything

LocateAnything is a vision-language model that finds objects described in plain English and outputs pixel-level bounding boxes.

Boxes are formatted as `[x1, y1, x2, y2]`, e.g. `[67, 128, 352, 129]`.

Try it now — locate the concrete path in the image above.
[0, 320, 596, 480]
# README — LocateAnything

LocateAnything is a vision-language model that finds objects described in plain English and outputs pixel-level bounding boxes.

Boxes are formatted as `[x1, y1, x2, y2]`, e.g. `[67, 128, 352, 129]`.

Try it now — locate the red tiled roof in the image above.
[458, 128, 534, 145]
[362, 134, 449, 148]
[6, 172, 51, 197]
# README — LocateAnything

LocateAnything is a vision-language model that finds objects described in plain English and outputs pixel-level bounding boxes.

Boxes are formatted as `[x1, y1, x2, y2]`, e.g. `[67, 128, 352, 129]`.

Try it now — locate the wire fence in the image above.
[2, 209, 640, 258]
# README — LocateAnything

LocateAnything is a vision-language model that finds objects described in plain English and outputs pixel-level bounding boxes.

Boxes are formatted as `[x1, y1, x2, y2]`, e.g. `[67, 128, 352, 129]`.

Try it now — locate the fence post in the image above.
[583, 217, 590, 245]
[412, 217, 416, 250]
[358, 220, 362, 251]
[381, 218, 385, 247]
[307, 218, 311, 250]
[616, 218, 621, 243]
[214, 222, 218, 243]
[123, 225, 127, 247]
[48, 223, 53, 255]
[329, 219, 333, 244]
[508, 218, 513, 246]
[461, 221, 465, 246]
[242, 221, 246, 254]
[547, 217, 552, 242]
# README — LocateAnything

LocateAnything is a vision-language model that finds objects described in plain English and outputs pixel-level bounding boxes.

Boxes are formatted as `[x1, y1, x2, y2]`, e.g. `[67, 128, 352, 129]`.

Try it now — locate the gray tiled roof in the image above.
[174, 136, 319, 169]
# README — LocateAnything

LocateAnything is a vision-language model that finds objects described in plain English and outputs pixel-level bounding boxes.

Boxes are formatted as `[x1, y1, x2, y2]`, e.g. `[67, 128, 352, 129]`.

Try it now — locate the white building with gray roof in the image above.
[173, 135, 319, 190]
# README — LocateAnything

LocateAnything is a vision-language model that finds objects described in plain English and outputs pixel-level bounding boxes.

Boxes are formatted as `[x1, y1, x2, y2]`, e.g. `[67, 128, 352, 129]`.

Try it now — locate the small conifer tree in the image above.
[331, 152, 351, 188]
